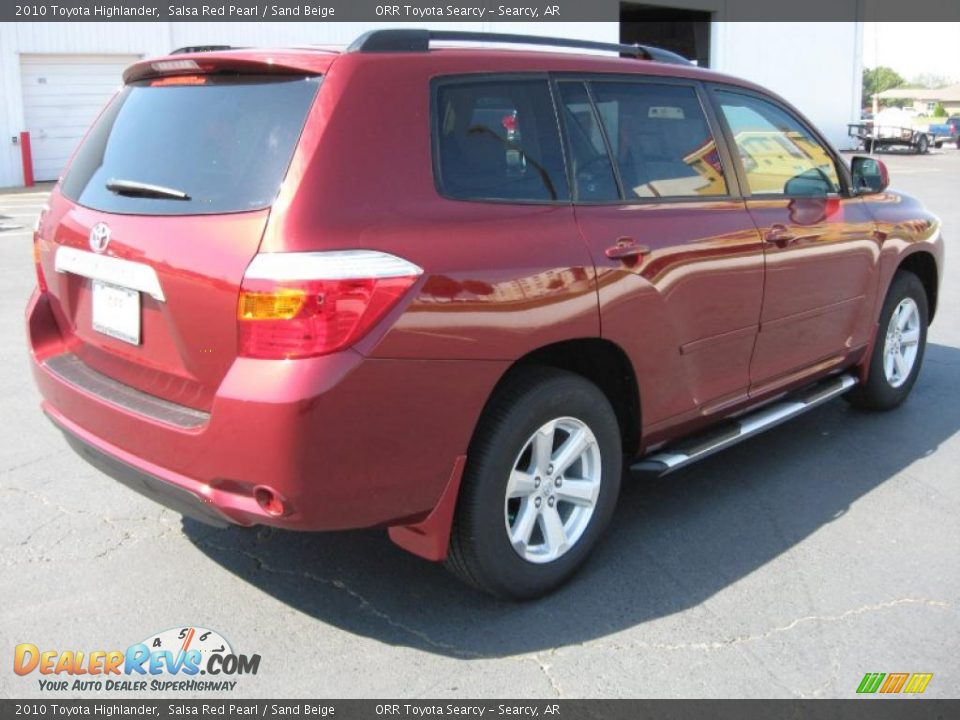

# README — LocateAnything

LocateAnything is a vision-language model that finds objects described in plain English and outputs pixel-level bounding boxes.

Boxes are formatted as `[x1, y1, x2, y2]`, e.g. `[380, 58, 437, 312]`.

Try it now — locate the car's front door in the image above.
[712, 88, 879, 394]
[556, 77, 765, 438]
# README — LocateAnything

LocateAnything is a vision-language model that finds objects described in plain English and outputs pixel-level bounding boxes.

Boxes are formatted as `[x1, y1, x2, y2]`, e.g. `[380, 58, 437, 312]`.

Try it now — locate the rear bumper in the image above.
[27, 289, 505, 533]
[47, 407, 235, 528]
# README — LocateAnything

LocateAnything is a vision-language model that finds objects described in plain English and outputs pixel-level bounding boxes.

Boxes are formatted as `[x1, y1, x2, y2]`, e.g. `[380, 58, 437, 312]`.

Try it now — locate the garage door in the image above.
[20, 54, 140, 182]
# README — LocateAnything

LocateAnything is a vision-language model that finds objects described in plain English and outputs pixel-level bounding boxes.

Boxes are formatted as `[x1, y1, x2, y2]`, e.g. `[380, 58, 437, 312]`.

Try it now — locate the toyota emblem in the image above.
[89, 223, 111, 253]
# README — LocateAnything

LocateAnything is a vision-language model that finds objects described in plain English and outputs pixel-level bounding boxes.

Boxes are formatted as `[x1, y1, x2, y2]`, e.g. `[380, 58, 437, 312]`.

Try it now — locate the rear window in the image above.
[434, 79, 569, 203]
[61, 75, 320, 215]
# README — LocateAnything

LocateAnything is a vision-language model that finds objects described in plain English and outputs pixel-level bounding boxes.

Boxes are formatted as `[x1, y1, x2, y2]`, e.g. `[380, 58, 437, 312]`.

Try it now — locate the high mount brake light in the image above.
[238, 250, 423, 359]
[150, 59, 201, 74]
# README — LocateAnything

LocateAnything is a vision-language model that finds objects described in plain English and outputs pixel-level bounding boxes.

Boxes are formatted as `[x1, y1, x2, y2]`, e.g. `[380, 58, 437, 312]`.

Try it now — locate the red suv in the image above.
[27, 30, 944, 598]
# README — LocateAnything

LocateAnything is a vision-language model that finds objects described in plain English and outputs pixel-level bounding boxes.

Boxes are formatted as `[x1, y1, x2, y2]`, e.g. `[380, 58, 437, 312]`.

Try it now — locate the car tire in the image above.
[846, 271, 928, 411]
[915, 135, 929, 154]
[446, 367, 622, 600]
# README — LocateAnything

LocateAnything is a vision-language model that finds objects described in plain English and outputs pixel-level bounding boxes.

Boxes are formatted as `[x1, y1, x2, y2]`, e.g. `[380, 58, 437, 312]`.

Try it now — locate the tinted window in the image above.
[557, 82, 619, 202]
[717, 91, 841, 196]
[590, 82, 728, 200]
[61, 75, 320, 215]
[435, 80, 569, 202]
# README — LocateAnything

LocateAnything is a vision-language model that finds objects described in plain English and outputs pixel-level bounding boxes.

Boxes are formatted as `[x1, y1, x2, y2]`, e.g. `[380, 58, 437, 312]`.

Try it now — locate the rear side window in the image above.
[590, 82, 728, 200]
[61, 75, 321, 215]
[557, 81, 619, 202]
[434, 79, 569, 202]
[716, 90, 841, 197]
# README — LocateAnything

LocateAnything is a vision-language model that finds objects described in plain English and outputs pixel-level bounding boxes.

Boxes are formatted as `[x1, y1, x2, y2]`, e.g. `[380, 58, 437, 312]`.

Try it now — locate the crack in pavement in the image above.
[0, 483, 89, 517]
[12, 480, 942, 692]
[525, 650, 563, 697]
[2, 484, 181, 564]
[580, 597, 951, 654]
[18, 513, 63, 546]
[95, 530, 134, 559]
[2, 484, 179, 529]
[188, 539, 950, 698]
[197, 538, 483, 659]
[0, 450, 70, 478]
[522, 598, 950, 698]
[628, 539, 801, 697]
[183, 538, 583, 696]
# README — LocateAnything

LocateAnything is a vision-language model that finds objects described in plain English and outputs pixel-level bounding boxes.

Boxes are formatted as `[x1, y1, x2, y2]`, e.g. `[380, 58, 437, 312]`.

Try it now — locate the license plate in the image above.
[92, 280, 141, 345]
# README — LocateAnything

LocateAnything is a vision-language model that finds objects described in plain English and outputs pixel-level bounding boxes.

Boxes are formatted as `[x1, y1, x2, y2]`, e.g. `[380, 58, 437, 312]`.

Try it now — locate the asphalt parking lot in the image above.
[1, 148, 958, 700]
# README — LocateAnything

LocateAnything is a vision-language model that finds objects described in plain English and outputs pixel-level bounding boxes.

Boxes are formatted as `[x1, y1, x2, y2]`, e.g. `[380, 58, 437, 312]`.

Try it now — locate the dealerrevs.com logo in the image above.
[13, 627, 261, 693]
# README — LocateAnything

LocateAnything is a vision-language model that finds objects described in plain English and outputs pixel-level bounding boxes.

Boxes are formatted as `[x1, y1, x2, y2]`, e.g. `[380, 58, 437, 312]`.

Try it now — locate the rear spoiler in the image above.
[123, 51, 329, 84]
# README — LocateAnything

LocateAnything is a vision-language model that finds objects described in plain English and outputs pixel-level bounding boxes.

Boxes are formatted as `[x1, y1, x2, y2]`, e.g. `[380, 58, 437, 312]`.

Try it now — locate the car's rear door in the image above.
[557, 76, 765, 435]
[709, 86, 879, 394]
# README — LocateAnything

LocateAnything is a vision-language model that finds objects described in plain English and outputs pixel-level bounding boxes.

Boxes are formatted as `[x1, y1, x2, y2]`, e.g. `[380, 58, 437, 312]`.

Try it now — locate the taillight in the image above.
[33, 239, 47, 292]
[237, 250, 423, 359]
[33, 206, 48, 292]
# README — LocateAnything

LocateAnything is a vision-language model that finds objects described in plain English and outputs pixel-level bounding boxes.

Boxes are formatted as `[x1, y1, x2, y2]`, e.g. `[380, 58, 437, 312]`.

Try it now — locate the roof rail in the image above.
[347, 29, 693, 66]
[170, 45, 235, 55]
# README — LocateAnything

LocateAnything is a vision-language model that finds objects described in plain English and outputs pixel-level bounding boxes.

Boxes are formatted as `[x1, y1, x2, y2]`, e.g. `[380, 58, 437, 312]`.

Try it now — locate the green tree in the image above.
[863, 66, 905, 105]
[908, 73, 952, 89]
[932, 103, 947, 117]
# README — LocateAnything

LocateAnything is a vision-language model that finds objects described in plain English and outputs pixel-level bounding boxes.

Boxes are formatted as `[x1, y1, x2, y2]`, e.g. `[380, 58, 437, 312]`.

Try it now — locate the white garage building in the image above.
[0, 15, 864, 188]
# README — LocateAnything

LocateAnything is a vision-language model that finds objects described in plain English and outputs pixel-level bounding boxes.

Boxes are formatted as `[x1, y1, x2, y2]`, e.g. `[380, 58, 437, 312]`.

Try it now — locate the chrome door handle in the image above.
[764, 224, 795, 247]
[605, 237, 650, 260]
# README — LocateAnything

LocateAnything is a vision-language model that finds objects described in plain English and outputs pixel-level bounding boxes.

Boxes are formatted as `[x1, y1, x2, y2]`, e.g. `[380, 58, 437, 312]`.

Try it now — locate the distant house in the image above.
[876, 84, 960, 115]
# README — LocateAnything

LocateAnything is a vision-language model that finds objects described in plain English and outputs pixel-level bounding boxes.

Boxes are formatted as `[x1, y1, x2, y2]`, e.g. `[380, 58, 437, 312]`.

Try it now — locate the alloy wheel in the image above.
[504, 417, 602, 564]
[883, 297, 921, 388]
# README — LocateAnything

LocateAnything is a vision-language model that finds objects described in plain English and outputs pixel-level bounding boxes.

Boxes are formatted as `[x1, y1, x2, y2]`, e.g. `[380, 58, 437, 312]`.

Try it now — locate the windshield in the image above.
[61, 75, 321, 215]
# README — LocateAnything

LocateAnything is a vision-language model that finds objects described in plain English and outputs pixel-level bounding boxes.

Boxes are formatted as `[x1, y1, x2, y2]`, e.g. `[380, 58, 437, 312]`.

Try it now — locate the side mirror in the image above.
[851, 155, 889, 194]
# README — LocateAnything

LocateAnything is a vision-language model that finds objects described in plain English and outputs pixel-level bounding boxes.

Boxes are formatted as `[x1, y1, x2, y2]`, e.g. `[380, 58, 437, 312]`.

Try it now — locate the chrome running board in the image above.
[631, 373, 858, 476]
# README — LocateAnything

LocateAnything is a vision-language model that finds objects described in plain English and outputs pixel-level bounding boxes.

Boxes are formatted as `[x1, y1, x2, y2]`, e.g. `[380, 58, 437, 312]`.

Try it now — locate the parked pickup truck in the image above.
[925, 116, 960, 148]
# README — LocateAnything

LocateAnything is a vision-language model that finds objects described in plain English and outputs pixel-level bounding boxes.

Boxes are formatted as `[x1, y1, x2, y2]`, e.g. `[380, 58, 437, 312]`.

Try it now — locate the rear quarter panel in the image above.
[261, 52, 601, 360]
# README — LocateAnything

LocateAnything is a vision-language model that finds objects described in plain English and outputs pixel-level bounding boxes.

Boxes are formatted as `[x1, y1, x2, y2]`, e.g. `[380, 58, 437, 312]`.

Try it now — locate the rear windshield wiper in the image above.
[106, 179, 191, 201]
